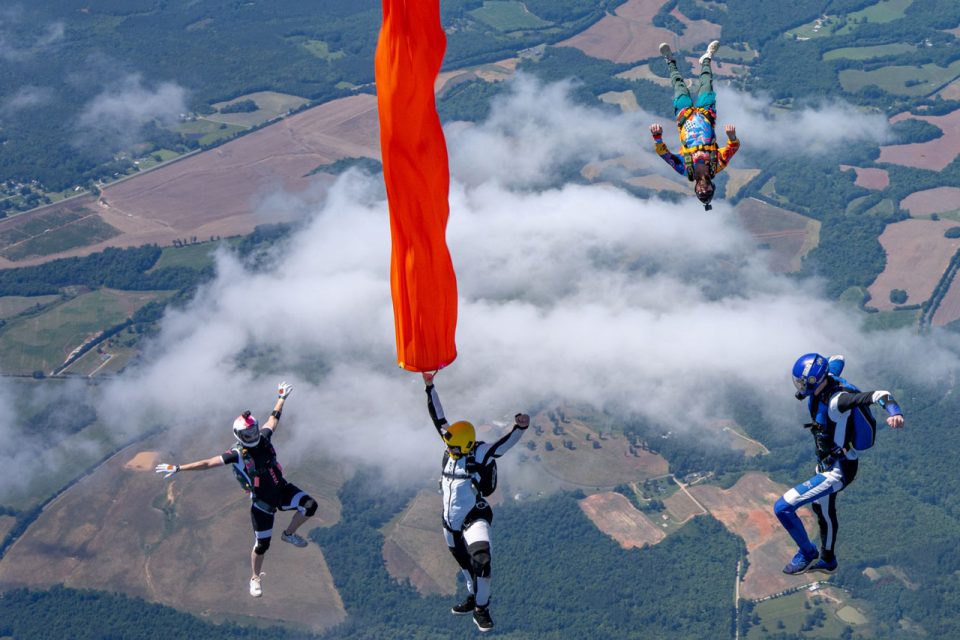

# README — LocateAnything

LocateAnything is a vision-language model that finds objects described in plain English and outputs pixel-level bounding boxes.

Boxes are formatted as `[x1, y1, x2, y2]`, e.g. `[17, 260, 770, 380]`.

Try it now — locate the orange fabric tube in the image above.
[376, 0, 458, 372]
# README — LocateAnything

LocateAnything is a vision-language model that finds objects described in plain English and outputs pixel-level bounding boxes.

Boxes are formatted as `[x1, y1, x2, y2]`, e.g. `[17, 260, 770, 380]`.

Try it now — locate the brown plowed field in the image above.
[900, 186, 960, 216]
[840, 165, 889, 190]
[664, 487, 705, 523]
[724, 168, 761, 198]
[867, 218, 960, 310]
[0, 435, 346, 632]
[382, 490, 459, 596]
[579, 491, 666, 549]
[0, 94, 380, 268]
[558, 0, 679, 63]
[936, 78, 960, 101]
[879, 109, 960, 171]
[690, 473, 818, 600]
[531, 413, 669, 488]
[932, 272, 960, 326]
[0, 515, 14, 541]
[683, 57, 748, 78]
[735, 198, 820, 273]
[672, 9, 722, 51]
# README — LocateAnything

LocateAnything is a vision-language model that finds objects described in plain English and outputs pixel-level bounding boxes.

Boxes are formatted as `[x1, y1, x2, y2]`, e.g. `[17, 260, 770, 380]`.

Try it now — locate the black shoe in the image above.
[473, 605, 493, 632]
[451, 594, 475, 615]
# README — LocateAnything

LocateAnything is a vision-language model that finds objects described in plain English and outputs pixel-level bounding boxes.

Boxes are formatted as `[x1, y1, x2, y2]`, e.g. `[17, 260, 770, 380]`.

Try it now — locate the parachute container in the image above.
[375, 0, 458, 372]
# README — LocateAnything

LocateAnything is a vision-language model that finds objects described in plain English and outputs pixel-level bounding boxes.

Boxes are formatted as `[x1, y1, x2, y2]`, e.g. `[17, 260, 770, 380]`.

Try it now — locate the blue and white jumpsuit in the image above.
[426, 383, 525, 608]
[774, 379, 903, 563]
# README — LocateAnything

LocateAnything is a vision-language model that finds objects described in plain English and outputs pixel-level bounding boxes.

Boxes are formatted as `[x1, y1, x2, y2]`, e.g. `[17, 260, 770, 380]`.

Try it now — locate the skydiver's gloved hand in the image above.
[649, 123, 663, 140]
[278, 381, 292, 399]
[724, 124, 737, 141]
[155, 463, 179, 479]
[515, 413, 530, 430]
[887, 415, 905, 429]
[422, 371, 437, 387]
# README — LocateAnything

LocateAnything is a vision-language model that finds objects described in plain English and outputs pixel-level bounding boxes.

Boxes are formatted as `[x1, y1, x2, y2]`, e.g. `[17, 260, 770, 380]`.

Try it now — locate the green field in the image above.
[296, 38, 347, 61]
[839, 286, 870, 308]
[150, 242, 219, 272]
[717, 44, 759, 62]
[0, 289, 169, 375]
[470, 1, 552, 31]
[207, 91, 311, 128]
[787, 0, 915, 39]
[174, 119, 246, 146]
[132, 149, 181, 171]
[823, 43, 915, 61]
[1, 215, 120, 261]
[747, 589, 861, 639]
[839, 59, 960, 96]
[862, 307, 921, 331]
[0, 295, 59, 320]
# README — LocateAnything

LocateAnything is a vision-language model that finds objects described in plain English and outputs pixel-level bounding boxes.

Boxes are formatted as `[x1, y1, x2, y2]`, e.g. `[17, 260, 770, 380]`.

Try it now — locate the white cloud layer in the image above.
[93, 78, 952, 486]
[1, 85, 54, 115]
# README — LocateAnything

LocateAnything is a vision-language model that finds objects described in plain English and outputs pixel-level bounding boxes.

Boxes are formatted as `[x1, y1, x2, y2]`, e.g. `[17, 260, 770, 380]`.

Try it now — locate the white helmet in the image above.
[233, 411, 260, 447]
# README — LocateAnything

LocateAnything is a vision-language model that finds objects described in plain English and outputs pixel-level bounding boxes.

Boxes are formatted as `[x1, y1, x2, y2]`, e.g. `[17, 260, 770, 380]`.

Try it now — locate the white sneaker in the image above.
[659, 42, 675, 62]
[281, 531, 308, 547]
[249, 573, 263, 597]
[700, 40, 720, 65]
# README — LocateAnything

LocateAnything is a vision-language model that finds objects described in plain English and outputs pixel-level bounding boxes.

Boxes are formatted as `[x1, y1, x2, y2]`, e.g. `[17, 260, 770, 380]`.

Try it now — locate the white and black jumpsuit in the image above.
[426, 383, 525, 608]
[774, 379, 903, 562]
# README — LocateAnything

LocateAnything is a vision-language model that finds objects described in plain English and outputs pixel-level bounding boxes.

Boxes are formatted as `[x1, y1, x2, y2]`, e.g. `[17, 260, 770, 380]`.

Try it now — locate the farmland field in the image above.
[470, 1, 552, 31]
[382, 490, 459, 596]
[150, 242, 220, 272]
[559, 0, 680, 63]
[0, 435, 347, 631]
[879, 109, 960, 171]
[578, 491, 666, 549]
[208, 91, 312, 128]
[746, 588, 867, 640]
[823, 43, 914, 61]
[839, 60, 960, 97]
[0, 295, 59, 320]
[867, 218, 960, 311]
[735, 198, 820, 273]
[900, 186, 960, 217]
[0, 289, 169, 375]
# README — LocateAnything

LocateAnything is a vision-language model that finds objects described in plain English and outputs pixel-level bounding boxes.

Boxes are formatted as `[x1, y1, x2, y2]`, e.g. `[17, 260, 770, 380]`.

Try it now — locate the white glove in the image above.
[278, 381, 292, 399]
[155, 463, 179, 479]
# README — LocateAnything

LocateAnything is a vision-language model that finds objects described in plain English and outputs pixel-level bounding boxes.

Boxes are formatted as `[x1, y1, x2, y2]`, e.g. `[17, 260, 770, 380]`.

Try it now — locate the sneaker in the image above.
[473, 605, 493, 633]
[249, 573, 263, 597]
[281, 531, 308, 547]
[811, 557, 838, 574]
[451, 594, 476, 615]
[783, 549, 819, 575]
[659, 42, 675, 62]
[699, 40, 720, 65]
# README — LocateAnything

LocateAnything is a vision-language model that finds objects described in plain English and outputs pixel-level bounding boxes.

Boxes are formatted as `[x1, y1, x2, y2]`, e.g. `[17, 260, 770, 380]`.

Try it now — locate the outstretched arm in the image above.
[155, 454, 224, 478]
[476, 413, 530, 463]
[716, 124, 740, 173]
[650, 123, 686, 176]
[423, 372, 449, 439]
[264, 381, 293, 435]
[835, 390, 904, 428]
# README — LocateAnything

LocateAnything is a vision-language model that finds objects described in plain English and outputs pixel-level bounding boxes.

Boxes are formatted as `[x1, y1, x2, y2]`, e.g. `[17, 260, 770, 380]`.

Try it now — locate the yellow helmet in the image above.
[443, 420, 476, 457]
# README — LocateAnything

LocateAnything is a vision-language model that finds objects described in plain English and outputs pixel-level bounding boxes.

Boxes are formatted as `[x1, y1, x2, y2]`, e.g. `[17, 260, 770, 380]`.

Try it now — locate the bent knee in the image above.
[468, 541, 491, 577]
[774, 497, 793, 517]
[302, 497, 318, 517]
[254, 538, 271, 555]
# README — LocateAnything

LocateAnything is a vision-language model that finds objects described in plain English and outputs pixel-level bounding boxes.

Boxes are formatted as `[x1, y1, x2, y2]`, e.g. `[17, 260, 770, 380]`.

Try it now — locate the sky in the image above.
[3, 75, 957, 501]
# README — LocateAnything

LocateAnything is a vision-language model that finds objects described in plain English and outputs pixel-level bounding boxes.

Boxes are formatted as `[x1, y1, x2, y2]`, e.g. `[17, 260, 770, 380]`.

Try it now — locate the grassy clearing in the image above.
[298, 39, 346, 61]
[847, 0, 913, 23]
[0, 289, 169, 375]
[0, 215, 120, 261]
[839, 59, 960, 96]
[151, 242, 219, 271]
[207, 91, 310, 128]
[175, 119, 246, 146]
[717, 45, 758, 62]
[133, 148, 180, 171]
[862, 307, 921, 331]
[787, 0, 914, 39]
[839, 286, 870, 308]
[864, 198, 895, 216]
[469, 1, 552, 31]
[823, 42, 915, 60]
[0, 295, 60, 319]
[747, 589, 858, 639]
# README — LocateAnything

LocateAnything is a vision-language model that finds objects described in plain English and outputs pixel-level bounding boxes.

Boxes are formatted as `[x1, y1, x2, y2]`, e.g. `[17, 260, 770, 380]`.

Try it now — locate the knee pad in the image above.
[254, 538, 271, 555]
[302, 497, 318, 517]
[468, 541, 491, 578]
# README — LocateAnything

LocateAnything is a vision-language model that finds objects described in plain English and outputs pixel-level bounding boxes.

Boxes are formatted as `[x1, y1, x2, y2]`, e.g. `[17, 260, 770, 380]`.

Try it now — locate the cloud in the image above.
[1, 85, 54, 115]
[92, 76, 957, 491]
[0, 8, 65, 61]
[75, 73, 187, 151]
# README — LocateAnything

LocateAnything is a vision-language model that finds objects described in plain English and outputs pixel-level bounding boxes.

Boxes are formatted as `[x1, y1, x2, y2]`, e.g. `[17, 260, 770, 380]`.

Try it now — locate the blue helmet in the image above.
[792, 353, 829, 398]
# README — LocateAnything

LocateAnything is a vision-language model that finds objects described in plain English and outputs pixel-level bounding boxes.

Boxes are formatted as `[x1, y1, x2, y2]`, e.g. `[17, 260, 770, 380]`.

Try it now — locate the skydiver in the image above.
[422, 371, 530, 633]
[774, 354, 904, 575]
[155, 382, 319, 597]
[649, 40, 739, 211]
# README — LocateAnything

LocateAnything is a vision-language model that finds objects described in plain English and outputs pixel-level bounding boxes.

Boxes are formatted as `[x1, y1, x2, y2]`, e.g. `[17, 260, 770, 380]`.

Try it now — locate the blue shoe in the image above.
[783, 549, 819, 575]
[810, 557, 838, 574]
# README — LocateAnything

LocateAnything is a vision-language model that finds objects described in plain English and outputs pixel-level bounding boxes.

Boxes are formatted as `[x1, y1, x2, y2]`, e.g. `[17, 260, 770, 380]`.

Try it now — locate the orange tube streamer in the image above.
[376, 0, 458, 372]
